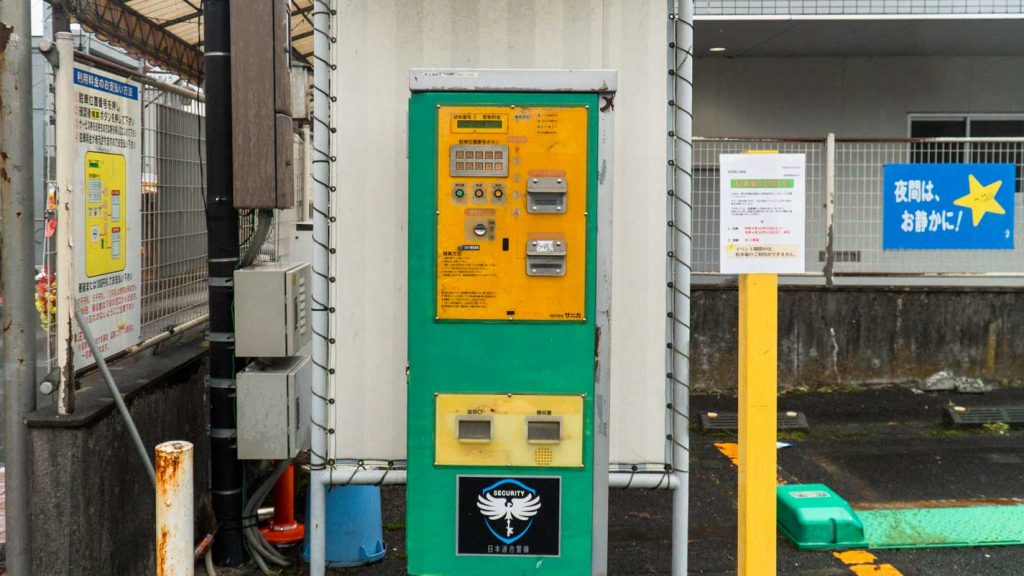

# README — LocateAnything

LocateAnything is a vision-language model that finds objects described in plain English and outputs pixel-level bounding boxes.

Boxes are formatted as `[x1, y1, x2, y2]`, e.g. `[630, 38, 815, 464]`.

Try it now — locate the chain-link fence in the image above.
[693, 136, 1024, 284]
[138, 86, 208, 340]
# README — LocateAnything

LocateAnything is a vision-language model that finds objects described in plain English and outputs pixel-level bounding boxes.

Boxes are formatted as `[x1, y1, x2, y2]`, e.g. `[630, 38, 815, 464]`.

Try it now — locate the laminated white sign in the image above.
[719, 153, 806, 274]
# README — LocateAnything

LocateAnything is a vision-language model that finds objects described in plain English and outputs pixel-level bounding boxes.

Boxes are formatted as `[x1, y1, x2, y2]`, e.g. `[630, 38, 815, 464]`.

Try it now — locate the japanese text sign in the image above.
[883, 163, 1015, 250]
[719, 153, 806, 274]
[72, 65, 142, 367]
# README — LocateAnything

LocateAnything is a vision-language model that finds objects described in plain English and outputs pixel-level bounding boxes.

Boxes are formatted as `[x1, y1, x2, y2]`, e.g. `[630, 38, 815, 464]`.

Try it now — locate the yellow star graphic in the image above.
[953, 174, 1006, 227]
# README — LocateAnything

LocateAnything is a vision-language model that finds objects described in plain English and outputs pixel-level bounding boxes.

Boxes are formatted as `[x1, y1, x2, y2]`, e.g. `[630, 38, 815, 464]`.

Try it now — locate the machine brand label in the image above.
[456, 476, 560, 556]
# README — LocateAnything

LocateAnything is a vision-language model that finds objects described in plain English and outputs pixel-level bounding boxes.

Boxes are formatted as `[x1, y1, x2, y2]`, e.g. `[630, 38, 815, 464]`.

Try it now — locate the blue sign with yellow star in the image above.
[883, 163, 1015, 250]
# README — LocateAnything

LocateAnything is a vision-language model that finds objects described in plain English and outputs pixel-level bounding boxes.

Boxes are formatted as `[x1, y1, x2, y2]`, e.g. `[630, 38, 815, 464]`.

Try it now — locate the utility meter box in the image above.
[234, 261, 311, 357]
[407, 69, 616, 576]
[237, 354, 312, 459]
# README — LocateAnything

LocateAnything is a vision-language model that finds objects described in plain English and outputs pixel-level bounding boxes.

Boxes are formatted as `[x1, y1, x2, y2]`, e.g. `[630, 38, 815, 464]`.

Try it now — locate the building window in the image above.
[909, 115, 1024, 192]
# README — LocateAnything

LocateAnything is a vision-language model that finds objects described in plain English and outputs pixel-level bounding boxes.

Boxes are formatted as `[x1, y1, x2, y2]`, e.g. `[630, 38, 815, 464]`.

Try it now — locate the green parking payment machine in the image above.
[407, 69, 617, 575]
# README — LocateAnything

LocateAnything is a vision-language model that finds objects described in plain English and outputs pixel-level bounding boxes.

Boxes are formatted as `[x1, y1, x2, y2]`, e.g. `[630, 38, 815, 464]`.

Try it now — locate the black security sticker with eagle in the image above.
[456, 476, 561, 556]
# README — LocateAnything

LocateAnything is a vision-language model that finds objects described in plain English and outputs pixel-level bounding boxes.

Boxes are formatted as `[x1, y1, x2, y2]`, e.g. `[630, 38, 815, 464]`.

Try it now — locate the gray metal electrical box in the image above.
[237, 355, 312, 460]
[234, 261, 311, 357]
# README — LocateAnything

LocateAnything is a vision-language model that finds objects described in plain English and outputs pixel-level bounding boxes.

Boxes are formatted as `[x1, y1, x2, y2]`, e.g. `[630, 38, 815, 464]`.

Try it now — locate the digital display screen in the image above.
[456, 119, 503, 129]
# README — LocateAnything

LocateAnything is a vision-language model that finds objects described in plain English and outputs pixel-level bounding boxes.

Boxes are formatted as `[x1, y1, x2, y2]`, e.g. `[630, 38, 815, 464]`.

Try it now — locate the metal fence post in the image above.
[824, 133, 836, 285]
[1, 1, 37, 572]
[155, 441, 195, 576]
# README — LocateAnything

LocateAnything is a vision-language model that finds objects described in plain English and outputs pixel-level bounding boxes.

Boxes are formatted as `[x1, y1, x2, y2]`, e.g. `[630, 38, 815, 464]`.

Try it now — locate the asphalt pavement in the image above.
[211, 384, 1024, 575]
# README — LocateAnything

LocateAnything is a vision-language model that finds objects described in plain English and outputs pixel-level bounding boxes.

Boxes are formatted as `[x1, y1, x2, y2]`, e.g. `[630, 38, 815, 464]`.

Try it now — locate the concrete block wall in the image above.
[26, 335, 209, 575]
[692, 287, 1024, 391]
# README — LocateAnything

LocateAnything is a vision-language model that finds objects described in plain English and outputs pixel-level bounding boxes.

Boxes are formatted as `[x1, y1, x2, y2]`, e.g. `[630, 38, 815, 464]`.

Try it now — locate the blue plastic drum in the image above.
[302, 485, 387, 567]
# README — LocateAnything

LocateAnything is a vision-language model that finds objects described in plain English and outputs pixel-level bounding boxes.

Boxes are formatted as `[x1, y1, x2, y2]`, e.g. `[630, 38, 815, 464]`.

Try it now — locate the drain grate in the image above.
[700, 411, 809, 432]
[943, 405, 1024, 427]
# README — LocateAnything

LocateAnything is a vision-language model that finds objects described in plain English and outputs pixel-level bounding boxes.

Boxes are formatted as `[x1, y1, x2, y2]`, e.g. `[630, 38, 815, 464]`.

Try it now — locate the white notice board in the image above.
[719, 153, 806, 274]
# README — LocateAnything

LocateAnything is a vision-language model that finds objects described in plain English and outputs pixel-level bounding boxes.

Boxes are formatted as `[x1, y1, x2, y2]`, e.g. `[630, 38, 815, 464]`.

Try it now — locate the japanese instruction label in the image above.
[883, 163, 1015, 250]
[72, 65, 142, 367]
[719, 153, 806, 274]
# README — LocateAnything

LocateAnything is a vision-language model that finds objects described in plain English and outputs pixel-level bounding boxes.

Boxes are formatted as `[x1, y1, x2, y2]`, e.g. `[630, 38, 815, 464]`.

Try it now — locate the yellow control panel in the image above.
[434, 393, 584, 468]
[84, 151, 127, 277]
[435, 105, 588, 321]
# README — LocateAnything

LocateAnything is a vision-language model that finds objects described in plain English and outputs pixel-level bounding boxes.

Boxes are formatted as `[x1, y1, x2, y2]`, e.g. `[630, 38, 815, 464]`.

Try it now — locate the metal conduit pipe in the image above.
[204, 0, 245, 564]
[242, 460, 292, 574]
[669, 1, 695, 575]
[313, 470, 678, 490]
[124, 314, 209, 355]
[238, 209, 274, 269]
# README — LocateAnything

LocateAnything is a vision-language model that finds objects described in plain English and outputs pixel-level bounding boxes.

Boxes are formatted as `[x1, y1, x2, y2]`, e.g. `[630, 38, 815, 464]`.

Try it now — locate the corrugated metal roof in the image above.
[124, 0, 314, 56]
[125, 0, 315, 56]
[64, 0, 315, 81]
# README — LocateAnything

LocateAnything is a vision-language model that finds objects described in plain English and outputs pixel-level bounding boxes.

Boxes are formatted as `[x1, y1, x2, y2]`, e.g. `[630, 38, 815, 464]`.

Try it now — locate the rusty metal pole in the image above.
[156, 441, 195, 576]
[1, 2, 37, 574]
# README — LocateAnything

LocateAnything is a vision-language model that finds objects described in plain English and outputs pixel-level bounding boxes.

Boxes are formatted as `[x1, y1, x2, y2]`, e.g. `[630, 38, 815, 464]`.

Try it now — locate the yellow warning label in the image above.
[84, 151, 127, 277]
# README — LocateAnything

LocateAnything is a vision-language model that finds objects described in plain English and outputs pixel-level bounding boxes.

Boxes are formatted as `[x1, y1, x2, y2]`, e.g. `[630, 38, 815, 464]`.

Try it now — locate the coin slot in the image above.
[526, 175, 567, 214]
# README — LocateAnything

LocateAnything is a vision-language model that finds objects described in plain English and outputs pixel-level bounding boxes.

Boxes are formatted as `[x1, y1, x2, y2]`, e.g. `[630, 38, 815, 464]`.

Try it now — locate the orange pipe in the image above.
[261, 463, 305, 544]
[273, 464, 296, 526]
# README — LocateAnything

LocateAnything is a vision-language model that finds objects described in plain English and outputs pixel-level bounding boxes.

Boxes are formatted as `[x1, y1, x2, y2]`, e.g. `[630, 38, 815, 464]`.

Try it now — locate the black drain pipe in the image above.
[205, 0, 245, 565]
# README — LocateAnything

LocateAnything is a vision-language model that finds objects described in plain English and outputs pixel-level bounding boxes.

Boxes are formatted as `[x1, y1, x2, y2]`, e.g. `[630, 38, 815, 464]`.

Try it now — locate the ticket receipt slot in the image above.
[407, 69, 616, 575]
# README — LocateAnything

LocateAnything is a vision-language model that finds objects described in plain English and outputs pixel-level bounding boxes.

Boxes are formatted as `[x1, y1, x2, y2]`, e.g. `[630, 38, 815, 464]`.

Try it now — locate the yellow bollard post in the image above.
[738, 273, 778, 576]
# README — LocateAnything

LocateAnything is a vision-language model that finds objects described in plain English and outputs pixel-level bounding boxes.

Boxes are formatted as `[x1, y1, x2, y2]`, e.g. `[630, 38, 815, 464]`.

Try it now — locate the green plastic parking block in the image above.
[777, 484, 868, 550]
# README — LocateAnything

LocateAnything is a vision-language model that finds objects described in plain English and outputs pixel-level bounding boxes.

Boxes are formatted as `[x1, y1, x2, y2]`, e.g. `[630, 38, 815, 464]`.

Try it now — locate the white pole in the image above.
[669, 1, 694, 575]
[54, 31, 76, 415]
[309, 0, 333, 573]
[155, 441, 195, 576]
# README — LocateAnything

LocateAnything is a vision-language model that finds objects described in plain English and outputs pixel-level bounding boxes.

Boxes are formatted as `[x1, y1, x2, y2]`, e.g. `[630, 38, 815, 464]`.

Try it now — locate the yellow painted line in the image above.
[834, 550, 878, 564]
[713, 441, 785, 484]
[833, 550, 904, 576]
[714, 442, 740, 466]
